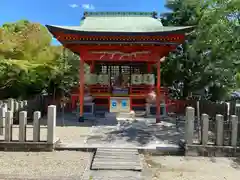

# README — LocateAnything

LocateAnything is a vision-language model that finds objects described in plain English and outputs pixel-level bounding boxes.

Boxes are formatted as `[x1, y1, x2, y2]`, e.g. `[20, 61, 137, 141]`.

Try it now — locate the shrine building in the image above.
[46, 11, 193, 122]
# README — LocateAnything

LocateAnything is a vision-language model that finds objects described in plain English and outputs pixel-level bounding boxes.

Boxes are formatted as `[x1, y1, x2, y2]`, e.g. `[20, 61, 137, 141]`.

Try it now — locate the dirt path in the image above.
[143, 155, 240, 180]
[0, 151, 91, 179]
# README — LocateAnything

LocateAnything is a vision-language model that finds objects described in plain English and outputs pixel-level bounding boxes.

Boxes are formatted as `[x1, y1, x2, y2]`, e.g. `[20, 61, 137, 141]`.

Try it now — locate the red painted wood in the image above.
[52, 32, 185, 43]
[57, 31, 180, 113]
[79, 57, 84, 116]
[89, 85, 110, 94]
[156, 60, 161, 123]
[90, 61, 95, 73]
[130, 85, 154, 94]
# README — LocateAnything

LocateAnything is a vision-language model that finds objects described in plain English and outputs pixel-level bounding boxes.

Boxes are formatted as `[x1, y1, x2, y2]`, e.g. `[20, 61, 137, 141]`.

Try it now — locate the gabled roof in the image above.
[46, 11, 193, 34]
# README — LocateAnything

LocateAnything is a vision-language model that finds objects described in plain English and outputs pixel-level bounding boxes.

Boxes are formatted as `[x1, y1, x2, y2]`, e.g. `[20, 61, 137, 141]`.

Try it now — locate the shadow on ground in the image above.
[39, 113, 96, 127]
[231, 157, 240, 169]
[86, 117, 185, 147]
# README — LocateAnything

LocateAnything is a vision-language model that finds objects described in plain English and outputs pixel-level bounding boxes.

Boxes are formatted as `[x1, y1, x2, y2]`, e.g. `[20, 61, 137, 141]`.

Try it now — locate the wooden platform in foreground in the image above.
[91, 148, 142, 171]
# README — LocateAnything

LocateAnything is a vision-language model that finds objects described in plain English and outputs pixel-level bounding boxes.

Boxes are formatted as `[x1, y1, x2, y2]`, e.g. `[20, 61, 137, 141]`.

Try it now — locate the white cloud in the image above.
[69, 4, 79, 8]
[81, 4, 95, 10]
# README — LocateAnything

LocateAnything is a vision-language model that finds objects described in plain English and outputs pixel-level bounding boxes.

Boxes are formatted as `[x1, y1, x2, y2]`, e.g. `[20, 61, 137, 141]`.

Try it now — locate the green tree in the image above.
[0, 20, 63, 98]
[161, 0, 240, 100]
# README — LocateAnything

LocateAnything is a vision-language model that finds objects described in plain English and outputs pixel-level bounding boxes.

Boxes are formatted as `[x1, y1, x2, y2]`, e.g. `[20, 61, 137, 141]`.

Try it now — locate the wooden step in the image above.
[91, 148, 142, 171]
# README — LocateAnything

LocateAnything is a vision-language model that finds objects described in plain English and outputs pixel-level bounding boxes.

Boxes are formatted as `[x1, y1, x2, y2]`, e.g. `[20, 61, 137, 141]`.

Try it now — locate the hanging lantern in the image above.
[85, 74, 97, 85]
[98, 74, 109, 85]
[131, 74, 143, 85]
[143, 74, 155, 85]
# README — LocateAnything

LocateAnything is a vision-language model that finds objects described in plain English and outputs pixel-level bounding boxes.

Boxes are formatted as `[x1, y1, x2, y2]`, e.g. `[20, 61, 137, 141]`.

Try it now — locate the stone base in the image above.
[117, 111, 135, 119]
[185, 144, 240, 157]
[105, 112, 117, 118]
[105, 111, 135, 120]
[0, 139, 60, 152]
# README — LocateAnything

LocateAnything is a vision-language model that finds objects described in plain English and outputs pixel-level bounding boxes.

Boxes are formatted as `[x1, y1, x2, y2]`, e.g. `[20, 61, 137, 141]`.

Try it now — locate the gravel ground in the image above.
[0, 113, 92, 143]
[0, 125, 90, 143]
[0, 151, 91, 180]
[143, 155, 240, 180]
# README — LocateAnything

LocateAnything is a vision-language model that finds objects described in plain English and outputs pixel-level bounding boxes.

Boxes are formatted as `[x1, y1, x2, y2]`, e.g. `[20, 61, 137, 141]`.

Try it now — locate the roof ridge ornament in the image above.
[83, 11, 157, 17]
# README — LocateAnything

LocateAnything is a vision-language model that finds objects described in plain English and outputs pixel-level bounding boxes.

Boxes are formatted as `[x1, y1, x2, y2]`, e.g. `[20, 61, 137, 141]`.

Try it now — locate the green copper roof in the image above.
[46, 11, 193, 33]
[84, 11, 157, 17]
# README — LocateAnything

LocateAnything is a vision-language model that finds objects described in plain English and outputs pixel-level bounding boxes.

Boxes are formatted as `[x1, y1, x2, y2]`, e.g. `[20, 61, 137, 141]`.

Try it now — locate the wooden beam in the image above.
[156, 59, 161, 123]
[79, 56, 85, 121]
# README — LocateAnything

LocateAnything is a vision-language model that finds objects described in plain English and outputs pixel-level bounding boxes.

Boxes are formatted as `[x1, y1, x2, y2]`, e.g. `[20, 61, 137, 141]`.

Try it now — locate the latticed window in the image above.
[110, 66, 119, 86]
[101, 65, 107, 74]
[110, 66, 119, 76]
[121, 66, 130, 86]
[131, 64, 146, 74]
[121, 66, 130, 74]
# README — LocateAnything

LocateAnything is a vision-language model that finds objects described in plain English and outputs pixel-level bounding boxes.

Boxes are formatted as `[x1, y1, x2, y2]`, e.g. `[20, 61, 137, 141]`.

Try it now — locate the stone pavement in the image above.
[83, 117, 185, 149]
[33, 112, 187, 151]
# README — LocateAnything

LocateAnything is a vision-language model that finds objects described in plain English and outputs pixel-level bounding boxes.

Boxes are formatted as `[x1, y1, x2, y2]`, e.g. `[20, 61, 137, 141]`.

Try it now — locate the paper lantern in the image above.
[85, 74, 97, 85]
[143, 74, 155, 85]
[131, 74, 143, 85]
[98, 74, 109, 85]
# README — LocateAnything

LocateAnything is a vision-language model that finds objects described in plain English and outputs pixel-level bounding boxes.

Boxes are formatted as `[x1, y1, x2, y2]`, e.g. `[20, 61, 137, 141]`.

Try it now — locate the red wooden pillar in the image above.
[147, 64, 151, 73]
[90, 60, 95, 73]
[156, 59, 161, 123]
[79, 57, 85, 121]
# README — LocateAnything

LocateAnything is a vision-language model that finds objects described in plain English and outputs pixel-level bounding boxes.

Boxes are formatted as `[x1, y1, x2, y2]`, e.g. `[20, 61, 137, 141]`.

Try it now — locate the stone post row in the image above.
[185, 106, 239, 147]
[0, 104, 56, 144]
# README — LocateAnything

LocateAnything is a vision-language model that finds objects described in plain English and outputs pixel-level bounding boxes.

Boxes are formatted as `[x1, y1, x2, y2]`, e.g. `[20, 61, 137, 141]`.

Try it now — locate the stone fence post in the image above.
[7, 99, 14, 112]
[5, 111, 13, 142]
[185, 106, 195, 144]
[23, 100, 28, 107]
[231, 115, 238, 147]
[19, 111, 27, 142]
[3, 103, 7, 112]
[14, 101, 19, 113]
[236, 106, 240, 139]
[47, 105, 56, 144]
[201, 114, 209, 146]
[33, 111, 41, 142]
[0, 107, 6, 135]
[216, 114, 224, 146]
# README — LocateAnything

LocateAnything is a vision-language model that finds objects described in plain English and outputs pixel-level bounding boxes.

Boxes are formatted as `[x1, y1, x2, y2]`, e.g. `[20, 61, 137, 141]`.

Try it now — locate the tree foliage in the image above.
[0, 20, 80, 99]
[161, 0, 240, 100]
[0, 1, 239, 101]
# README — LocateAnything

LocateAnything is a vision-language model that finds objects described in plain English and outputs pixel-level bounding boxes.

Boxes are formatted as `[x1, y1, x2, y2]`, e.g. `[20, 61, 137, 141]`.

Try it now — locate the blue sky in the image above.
[0, 0, 168, 44]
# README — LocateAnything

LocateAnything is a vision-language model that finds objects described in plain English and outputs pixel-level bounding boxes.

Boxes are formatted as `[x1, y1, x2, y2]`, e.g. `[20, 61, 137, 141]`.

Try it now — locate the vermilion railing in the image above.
[129, 85, 155, 94]
[89, 85, 110, 94]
